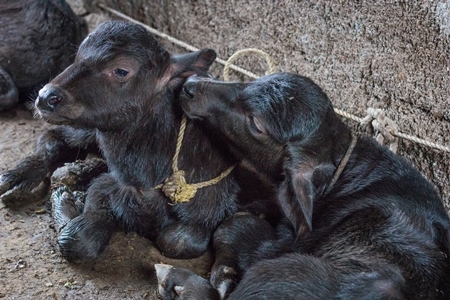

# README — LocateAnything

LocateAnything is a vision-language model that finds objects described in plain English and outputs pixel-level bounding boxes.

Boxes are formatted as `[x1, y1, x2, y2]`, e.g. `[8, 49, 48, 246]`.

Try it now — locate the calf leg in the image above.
[228, 254, 337, 300]
[228, 254, 405, 300]
[0, 126, 97, 207]
[154, 214, 279, 299]
[211, 213, 280, 298]
[57, 173, 118, 262]
[155, 251, 404, 300]
[156, 222, 213, 259]
[51, 157, 107, 231]
[155, 264, 220, 300]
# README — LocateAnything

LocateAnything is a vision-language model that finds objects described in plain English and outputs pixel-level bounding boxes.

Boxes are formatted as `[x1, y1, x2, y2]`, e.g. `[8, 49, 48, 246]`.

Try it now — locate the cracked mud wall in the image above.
[85, 0, 450, 212]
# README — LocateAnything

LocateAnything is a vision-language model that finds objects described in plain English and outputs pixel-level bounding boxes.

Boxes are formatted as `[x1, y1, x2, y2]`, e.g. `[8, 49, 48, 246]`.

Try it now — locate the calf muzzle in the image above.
[36, 85, 64, 112]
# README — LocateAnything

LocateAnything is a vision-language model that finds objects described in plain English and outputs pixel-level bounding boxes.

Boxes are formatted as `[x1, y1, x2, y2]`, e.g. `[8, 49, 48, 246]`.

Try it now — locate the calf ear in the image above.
[278, 158, 315, 239]
[158, 49, 216, 88]
[172, 48, 217, 77]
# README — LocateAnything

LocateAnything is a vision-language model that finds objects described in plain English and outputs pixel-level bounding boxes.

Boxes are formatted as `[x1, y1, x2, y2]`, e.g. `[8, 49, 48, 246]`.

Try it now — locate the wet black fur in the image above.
[0, 21, 249, 262]
[157, 73, 450, 299]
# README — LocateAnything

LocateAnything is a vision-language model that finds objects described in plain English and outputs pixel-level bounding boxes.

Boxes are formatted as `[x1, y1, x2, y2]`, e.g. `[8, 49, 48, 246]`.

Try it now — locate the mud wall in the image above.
[84, 0, 450, 211]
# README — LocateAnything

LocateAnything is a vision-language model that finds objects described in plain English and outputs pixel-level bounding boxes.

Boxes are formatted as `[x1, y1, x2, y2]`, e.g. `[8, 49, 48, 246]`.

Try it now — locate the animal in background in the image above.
[0, 0, 87, 111]
[155, 73, 450, 299]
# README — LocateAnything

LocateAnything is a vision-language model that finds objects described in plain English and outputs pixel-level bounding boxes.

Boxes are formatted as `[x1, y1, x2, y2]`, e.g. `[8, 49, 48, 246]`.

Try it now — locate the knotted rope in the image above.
[154, 114, 235, 204]
[360, 108, 399, 153]
[335, 107, 450, 154]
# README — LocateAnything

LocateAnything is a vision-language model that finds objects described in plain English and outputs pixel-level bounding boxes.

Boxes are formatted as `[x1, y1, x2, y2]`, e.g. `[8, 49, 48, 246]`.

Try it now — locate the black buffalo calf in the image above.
[0, 0, 87, 111]
[0, 21, 242, 262]
[156, 73, 450, 299]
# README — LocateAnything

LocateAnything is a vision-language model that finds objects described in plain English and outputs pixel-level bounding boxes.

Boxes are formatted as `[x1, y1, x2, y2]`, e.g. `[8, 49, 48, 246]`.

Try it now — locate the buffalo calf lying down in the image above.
[0, 21, 245, 261]
[0, 0, 87, 111]
[156, 73, 450, 299]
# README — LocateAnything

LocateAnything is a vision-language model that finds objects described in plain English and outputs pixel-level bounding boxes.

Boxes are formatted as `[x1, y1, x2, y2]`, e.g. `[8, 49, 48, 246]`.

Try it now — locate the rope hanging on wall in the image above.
[98, 4, 450, 154]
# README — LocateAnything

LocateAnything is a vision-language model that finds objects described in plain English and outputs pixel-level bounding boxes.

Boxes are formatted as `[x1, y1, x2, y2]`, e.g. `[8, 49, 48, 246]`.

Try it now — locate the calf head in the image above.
[35, 21, 216, 131]
[181, 73, 351, 236]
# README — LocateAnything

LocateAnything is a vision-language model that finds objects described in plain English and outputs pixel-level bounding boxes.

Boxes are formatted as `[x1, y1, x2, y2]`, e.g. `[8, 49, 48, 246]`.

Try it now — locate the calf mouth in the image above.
[181, 75, 206, 99]
[34, 84, 82, 124]
[179, 76, 205, 120]
[35, 109, 71, 125]
[179, 75, 231, 120]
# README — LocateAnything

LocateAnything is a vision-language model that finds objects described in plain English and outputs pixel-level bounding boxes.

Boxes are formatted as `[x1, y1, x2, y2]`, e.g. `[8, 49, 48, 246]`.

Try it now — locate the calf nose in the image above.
[36, 86, 64, 111]
[183, 75, 203, 98]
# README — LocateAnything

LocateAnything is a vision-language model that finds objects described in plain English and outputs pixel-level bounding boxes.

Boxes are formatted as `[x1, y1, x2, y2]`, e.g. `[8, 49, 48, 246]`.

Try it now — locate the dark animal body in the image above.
[0, 0, 87, 111]
[155, 73, 450, 299]
[0, 21, 271, 262]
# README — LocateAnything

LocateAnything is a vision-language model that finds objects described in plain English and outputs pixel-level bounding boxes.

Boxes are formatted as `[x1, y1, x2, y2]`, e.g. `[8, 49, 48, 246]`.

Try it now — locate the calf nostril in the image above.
[182, 84, 195, 98]
[36, 88, 64, 112]
[48, 95, 62, 107]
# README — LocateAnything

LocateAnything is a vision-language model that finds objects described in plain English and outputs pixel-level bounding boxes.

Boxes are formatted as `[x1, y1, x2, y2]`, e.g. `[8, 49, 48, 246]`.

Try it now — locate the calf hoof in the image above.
[156, 223, 211, 259]
[51, 186, 85, 231]
[155, 264, 220, 300]
[58, 214, 112, 263]
[0, 156, 50, 208]
[210, 264, 239, 299]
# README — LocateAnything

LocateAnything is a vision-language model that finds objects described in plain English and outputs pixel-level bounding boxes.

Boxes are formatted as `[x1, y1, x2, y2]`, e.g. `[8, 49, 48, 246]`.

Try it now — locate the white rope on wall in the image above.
[97, 4, 450, 154]
[98, 4, 262, 79]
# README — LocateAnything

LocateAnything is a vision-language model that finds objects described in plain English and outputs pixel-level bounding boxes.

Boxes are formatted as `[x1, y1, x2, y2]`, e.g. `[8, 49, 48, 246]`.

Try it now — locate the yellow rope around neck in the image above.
[153, 49, 274, 204]
[154, 114, 235, 204]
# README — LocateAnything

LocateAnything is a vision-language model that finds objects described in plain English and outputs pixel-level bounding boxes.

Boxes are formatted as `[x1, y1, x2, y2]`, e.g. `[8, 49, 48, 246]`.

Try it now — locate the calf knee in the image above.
[211, 214, 278, 297]
[156, 222, 212, 259]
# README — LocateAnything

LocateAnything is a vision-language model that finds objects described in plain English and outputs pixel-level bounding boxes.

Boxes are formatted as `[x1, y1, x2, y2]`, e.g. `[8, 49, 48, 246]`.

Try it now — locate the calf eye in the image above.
[247, 115, 266, 135]
[114, 68, 129, 77]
